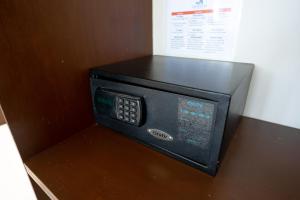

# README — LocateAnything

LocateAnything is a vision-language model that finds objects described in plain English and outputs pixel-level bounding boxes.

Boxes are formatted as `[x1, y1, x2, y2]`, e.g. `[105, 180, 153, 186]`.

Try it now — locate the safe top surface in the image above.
[91, 55, 254, 95]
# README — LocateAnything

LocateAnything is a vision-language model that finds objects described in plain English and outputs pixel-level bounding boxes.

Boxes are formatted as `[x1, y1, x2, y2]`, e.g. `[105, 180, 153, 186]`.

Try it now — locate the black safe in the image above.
[90, 55, 254, 176]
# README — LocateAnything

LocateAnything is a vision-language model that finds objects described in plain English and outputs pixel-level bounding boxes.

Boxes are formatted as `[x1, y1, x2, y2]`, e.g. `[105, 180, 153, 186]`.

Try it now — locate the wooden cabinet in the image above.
[0, 1, 299, 200]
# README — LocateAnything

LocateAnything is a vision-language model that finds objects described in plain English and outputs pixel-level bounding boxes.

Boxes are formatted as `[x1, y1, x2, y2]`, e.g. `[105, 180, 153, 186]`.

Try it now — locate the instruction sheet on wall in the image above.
[166, 0, 242, 61]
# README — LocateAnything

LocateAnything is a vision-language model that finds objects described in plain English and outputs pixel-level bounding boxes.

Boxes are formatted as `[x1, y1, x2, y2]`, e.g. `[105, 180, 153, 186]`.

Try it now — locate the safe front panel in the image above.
[90, 78, 229, 174]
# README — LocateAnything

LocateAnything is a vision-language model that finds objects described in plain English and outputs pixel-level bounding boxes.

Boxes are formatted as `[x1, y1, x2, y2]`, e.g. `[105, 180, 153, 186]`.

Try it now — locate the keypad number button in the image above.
[130, 101, 137, 107]
[124, 100, 130, 105]
[118, 98, 124, 104]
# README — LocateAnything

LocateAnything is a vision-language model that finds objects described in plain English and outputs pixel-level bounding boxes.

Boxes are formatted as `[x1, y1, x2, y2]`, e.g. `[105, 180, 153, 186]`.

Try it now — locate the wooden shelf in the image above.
[0, 105, 5, 125]
[25, 117, 300, 200]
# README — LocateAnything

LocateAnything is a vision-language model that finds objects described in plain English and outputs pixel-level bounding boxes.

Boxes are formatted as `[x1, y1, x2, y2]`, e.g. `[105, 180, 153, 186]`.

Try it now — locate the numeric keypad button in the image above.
[124, 100, 130, 105]
[130, 101, 137, 107]
[118, 98, 124, 104]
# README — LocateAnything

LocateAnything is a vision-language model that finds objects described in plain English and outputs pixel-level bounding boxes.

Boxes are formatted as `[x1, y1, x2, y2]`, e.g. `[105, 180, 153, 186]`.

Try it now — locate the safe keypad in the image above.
[116, 97, 140, 125]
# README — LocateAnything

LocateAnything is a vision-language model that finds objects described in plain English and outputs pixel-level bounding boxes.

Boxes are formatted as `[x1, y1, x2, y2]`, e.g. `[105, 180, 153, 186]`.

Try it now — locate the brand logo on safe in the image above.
[147, 129, 173, 141]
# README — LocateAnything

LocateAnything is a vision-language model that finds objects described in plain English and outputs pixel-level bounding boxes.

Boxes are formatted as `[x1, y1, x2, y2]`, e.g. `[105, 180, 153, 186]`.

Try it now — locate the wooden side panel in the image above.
[0, 0, 152, 160]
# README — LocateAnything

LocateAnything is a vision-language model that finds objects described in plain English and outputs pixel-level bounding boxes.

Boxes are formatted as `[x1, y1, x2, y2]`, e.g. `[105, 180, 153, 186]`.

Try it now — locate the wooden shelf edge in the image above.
[25, 164, 58, 200]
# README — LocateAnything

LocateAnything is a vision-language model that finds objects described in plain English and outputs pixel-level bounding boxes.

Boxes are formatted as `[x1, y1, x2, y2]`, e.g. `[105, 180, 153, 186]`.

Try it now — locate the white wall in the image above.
[0, 124, 37, 200]
[153, 0, 300, 129]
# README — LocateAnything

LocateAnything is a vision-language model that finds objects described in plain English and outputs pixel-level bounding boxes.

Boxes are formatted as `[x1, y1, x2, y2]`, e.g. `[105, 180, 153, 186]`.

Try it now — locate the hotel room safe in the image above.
[89, 55, 254, 175]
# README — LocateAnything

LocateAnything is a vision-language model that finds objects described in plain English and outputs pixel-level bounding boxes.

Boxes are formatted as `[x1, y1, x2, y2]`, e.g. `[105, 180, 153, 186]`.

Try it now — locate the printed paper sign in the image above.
[166, 0, 242, 61]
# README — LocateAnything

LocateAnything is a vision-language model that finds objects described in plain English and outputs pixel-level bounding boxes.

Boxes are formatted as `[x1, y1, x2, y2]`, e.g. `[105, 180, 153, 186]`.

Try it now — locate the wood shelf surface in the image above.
[25, 117, 300, 200]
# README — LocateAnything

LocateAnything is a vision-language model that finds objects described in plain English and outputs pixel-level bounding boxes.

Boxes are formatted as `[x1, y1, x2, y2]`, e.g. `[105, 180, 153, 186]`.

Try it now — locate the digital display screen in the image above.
[94, 88, 115, 115]
[96, 97, 114, 107]
[178, 97, 215, 149]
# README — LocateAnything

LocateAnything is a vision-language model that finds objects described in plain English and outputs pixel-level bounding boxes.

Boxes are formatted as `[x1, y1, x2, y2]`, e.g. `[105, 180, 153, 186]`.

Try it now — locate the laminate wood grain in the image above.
[25, 117, 300, 200]
[0, 0, 152, 160]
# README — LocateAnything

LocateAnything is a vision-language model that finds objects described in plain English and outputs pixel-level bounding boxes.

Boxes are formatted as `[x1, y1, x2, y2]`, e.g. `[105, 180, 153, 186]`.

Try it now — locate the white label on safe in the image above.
[147, 129, 173, 141]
